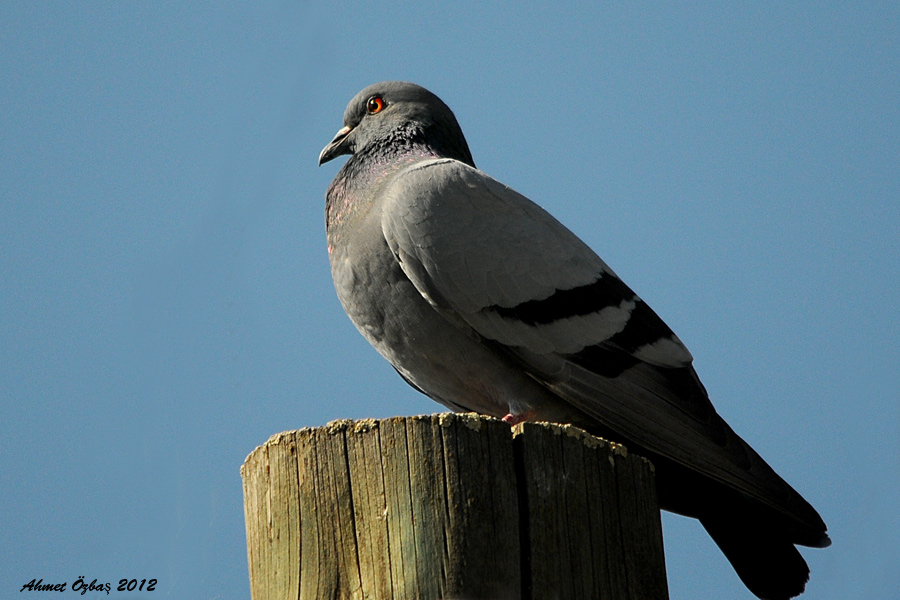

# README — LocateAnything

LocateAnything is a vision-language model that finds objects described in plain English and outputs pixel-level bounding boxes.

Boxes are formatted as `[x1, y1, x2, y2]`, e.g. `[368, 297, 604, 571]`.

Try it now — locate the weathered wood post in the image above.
[241, 413, 668, 600]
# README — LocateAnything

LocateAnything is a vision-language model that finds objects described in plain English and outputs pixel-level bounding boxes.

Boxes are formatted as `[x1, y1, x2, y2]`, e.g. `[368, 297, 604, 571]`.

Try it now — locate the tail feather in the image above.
[701, 511, 811, 600]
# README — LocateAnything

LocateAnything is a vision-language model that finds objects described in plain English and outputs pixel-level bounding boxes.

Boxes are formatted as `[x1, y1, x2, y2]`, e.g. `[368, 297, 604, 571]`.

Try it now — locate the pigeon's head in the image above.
[318, 81, 475, 168]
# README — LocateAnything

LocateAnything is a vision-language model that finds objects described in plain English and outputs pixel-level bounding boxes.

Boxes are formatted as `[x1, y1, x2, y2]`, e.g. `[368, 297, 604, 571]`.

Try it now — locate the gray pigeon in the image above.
[318, 81, 829, 599]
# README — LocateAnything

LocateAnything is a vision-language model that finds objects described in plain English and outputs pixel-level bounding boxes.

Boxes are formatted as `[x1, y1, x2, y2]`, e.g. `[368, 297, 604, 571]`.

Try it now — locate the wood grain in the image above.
[242, 414, 668, 600]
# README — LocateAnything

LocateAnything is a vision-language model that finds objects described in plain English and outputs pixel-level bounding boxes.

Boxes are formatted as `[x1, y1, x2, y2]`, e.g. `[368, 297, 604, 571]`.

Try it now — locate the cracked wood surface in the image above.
[241, 413, 668, 600]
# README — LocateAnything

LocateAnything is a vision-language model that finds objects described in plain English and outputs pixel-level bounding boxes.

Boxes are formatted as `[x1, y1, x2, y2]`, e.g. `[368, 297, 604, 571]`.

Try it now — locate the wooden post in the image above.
[241, 413, 668, 600]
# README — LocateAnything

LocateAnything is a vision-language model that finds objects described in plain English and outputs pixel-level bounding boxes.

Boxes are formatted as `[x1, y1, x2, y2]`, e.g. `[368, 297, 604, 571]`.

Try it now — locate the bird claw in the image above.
[502, 411, 536, 426]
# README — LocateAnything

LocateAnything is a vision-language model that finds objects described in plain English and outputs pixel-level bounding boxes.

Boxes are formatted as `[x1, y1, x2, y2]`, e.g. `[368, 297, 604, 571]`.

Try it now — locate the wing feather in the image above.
[381, 158, 823, 529]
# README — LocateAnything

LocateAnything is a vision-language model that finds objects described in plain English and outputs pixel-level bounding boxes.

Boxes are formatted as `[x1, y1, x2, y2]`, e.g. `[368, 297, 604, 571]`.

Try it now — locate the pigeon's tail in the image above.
[700, 510, 811, 600]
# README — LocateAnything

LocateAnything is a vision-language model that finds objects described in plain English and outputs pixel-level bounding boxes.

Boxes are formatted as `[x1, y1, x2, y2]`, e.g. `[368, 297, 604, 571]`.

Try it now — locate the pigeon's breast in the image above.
[328, 209, 571, 420]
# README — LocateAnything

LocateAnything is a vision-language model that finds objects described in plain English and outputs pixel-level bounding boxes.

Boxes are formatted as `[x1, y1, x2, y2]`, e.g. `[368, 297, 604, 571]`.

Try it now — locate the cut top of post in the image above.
[241, 413, 668, 600]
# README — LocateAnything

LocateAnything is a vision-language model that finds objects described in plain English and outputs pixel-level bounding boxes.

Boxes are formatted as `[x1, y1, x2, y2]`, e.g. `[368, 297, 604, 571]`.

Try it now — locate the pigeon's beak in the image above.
[318, 125, 354, 166]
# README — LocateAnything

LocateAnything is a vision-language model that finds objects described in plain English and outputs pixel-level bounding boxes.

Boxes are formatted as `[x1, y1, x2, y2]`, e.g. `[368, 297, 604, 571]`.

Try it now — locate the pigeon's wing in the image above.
[381, 158, 825, 533]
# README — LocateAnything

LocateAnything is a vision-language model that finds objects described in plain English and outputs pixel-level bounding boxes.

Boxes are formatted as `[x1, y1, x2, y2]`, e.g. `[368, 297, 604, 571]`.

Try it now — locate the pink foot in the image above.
[502, 410, 537, 426]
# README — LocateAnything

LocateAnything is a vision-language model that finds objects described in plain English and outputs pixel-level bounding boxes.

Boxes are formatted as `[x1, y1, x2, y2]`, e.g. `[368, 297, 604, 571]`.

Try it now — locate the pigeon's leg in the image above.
[502, 410, 538, 426]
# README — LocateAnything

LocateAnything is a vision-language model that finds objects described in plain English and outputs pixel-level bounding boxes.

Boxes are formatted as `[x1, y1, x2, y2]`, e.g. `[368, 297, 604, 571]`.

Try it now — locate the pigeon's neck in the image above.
[325, 144, 440, 232]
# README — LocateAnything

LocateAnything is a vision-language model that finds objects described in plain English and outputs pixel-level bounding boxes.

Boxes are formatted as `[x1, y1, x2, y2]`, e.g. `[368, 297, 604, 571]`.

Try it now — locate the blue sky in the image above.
[2, 3, 898, 599]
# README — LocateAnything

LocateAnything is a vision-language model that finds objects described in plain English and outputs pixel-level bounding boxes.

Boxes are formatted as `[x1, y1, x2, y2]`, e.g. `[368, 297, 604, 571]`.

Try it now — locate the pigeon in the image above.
[318, 81, 830, 599]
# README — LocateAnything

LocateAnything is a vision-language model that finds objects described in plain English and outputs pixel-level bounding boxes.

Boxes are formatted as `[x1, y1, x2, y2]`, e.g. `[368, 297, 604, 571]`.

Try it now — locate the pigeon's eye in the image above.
[366, 96, 385, 114]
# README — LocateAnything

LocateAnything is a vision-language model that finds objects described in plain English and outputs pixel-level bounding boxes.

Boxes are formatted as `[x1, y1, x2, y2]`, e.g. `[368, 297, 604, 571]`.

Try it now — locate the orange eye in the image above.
[366, 96, 385, 114]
